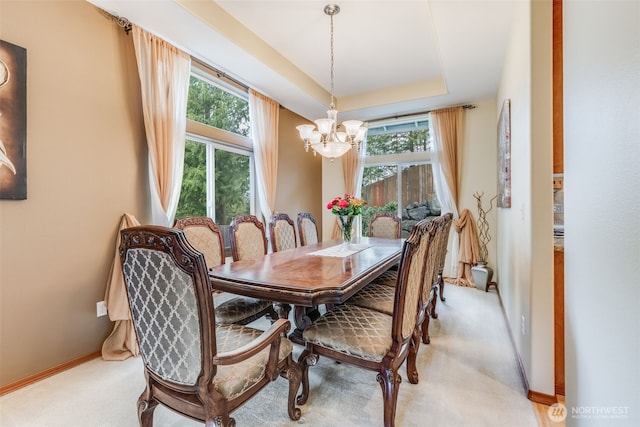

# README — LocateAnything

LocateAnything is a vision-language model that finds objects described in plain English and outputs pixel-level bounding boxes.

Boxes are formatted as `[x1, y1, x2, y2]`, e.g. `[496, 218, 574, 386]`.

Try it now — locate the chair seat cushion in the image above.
[214, 323, 293, 400]
[374, 269, 398, 287]
[302, 304, 392, 362]
[347, 282, 395, 315]
[215, 296, 272, 324]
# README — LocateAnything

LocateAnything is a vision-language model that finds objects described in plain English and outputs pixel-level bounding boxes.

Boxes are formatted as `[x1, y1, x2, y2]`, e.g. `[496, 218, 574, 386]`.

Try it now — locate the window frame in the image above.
[178, 65, 258, 223]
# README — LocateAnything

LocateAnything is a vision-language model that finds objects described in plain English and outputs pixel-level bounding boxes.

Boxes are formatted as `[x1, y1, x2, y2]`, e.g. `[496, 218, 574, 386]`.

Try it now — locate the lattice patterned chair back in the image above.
[174, 216, 225, 268]
[269, 213, 297, 252]
[119, 226, 302, 426]
[230, 215, 268, 261]
[297, 220, 435, 427]
[395, 218, 437, 341]
[120, 226, 213, 389]
[175, 216, 275, 325]
[297, 212, 319, 246]
[369, 211, 402, 239]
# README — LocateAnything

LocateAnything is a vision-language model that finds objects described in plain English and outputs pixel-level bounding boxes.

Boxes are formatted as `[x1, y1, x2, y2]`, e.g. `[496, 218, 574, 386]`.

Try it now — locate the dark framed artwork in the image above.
[497, 99, 511, 208]
[0, 40, 27, 200]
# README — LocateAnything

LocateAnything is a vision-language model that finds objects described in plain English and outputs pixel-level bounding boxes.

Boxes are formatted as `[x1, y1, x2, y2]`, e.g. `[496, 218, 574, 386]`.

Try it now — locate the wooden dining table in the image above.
[208, 237, 404, 343]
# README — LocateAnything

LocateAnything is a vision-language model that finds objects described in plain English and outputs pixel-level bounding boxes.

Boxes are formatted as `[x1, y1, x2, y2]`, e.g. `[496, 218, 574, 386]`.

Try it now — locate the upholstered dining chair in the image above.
[347, 214, 453, 345]
[268, 213, 297, 252]
[119, 225, 302, 427]
[369, 211, 402, 239]
[174, 216, 276, 325]
[296, 212, 319, 246]
[230, 214, 269, 261]
[297, 220, 434, 427]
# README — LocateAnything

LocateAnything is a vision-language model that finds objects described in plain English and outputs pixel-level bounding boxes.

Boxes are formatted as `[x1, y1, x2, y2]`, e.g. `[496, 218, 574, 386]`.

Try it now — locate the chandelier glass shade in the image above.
[297, 4, 367, 160]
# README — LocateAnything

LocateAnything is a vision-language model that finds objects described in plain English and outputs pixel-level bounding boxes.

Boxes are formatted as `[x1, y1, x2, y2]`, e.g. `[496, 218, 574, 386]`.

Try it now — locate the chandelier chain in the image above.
[330, 12, 335, 109]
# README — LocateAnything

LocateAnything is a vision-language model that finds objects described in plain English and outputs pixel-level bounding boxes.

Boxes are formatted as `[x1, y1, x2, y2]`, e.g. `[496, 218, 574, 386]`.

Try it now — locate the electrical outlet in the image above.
[96, 301, 108, 317]
[521, 315, 526, 335]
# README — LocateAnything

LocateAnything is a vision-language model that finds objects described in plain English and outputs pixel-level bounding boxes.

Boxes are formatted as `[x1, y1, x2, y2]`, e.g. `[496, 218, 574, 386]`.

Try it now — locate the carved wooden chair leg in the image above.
[421, 312, 431, 345]
[438, 271, 446, 302]
[406, 329, 421, 384]
[284, 356, 303, 420]
[429, 285, 439, 319]
[377, 368, 402, 427]
[296, 349, 317, 405]
[137, 394, 158, 427]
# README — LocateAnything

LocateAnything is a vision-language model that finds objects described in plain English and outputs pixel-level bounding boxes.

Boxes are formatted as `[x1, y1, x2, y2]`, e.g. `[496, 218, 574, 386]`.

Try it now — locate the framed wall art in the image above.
[497, 99, 511, 208]
[0, 39, 27, 200]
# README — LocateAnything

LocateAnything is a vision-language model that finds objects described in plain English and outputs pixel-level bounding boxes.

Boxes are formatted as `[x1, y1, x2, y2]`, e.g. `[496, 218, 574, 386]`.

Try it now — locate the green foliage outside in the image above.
[176, 141, 207, 218]
[176, 76, 252, 223]
[186, 76, 250, 136]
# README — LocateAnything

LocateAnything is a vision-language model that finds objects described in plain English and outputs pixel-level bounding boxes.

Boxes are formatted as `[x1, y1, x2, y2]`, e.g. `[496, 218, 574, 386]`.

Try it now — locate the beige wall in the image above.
[275, 108, 323, 237]
[496, 0, 554, 395]
[0, 0, 148, 386]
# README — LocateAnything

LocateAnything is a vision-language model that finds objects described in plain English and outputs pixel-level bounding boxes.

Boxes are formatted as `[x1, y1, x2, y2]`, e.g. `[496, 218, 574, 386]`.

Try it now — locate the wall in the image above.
[0, 1, 148, 386]
[275, 108, 323, 237]
[455, 98, 499, 276]
[564, 1, 640, 425]
[496, 0, 554, 396]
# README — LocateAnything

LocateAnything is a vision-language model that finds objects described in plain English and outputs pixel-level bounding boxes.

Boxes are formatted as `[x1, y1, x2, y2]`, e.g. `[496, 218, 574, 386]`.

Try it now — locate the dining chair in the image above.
[174, 216, 276, 325]
[268, 213, 297, 252]
[230, 214, 269, 261]
[296, 212, 319, 246]
[297, 220, 434, 427]
[119, 225, 302, 427]
[347, 213, 453, 344]
[369, 211, 402, 239]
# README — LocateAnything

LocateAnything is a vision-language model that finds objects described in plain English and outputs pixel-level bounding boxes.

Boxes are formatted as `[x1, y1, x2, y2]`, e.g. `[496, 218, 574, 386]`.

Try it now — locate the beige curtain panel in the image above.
[453, 208, 480, 287]
[102, 213, 141, 360]
[330, 146, 364, 239]
[132, 25, 191, 226]
[249, 89, 279, 222]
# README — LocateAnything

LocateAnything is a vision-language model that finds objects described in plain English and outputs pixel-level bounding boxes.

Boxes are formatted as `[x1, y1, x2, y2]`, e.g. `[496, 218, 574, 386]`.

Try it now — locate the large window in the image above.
[361, 115, 440, 237]
[176, 66, 254, 252]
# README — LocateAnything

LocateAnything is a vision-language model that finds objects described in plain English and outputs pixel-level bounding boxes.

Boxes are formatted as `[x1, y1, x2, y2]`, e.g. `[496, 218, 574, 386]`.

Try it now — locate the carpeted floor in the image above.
[0, 285, 538, 427]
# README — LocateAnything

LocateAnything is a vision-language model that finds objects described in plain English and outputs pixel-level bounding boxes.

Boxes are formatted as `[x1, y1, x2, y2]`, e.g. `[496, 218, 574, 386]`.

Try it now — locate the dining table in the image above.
[208, 237, 404, 343]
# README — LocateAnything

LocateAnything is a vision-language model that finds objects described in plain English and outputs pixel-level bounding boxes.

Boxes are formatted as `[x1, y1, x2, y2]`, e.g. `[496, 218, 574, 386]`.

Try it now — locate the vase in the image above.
[338, 215, 355, 245]
[471, 261, 494, 291]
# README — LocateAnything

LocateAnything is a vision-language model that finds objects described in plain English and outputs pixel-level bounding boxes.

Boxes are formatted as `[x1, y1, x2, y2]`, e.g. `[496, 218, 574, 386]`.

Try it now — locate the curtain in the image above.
[102, 213, 140, 360]
[453, 208, 480, 287]
[430, 106, 464, 276]
[249, 89, 279, 223]
[337, 144, 365, 238]
[132, 25, 191, 226]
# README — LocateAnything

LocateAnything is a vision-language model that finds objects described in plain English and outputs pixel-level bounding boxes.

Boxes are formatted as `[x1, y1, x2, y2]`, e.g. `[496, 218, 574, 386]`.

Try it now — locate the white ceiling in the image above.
[88, 0, 515, 122]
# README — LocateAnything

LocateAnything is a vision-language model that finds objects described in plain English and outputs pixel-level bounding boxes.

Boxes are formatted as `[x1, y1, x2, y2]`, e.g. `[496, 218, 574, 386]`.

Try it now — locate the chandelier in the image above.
[297, 4, 367, 160]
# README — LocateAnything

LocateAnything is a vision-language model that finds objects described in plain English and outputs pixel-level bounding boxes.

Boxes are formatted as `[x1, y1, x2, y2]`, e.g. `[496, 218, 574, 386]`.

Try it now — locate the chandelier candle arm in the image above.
[296, 3, 367, 161]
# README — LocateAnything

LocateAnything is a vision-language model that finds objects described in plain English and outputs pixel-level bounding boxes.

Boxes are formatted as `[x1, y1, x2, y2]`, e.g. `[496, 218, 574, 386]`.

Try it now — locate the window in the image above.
[361, 114, 440, 237]
[176, 66, 255, 253]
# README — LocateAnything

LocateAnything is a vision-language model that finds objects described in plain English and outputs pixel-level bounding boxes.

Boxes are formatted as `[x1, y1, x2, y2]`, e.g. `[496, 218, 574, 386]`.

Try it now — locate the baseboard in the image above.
[528, 390, 558, 406]
[0, 350, 101, 396]
[495, 289, 530, 394]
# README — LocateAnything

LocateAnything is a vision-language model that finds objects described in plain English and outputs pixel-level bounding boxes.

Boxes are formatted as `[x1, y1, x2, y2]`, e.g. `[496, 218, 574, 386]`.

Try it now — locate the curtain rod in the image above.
[100, 10, 249, 92]
[369, 104, 476, 123]
[191, 58, 250, 92]
[100, 10, 132, 34]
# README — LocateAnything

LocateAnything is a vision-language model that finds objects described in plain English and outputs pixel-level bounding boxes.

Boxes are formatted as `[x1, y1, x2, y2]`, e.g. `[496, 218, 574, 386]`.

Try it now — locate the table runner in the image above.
[307, 243, 372, 258]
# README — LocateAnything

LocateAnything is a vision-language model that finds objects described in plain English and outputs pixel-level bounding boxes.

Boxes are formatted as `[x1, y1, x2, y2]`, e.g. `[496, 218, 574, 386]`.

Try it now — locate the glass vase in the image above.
[338, 215, 355, 245]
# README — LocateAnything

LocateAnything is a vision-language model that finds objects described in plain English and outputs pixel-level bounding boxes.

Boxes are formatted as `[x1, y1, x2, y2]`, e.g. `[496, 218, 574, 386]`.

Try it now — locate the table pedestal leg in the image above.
[289, 306, 321, 345]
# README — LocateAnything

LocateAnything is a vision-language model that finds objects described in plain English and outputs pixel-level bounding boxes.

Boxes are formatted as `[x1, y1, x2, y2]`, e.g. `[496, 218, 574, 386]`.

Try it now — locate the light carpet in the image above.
[0, 285, 538, 426]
